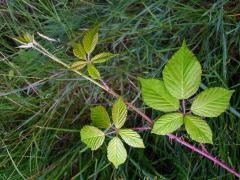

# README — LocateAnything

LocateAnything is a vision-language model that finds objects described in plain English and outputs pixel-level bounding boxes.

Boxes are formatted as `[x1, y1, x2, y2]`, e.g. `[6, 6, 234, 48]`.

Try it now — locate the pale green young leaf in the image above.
[73, 43, 86, 60]
[14, 33, 33, 44]
[83, 26, 98, 54]
[152, 113, 183, 135]
[107, 137, 127, 168]
[80, 125, 105, 150]
[8, 70, 14, 80]
[191, 87, 234, 117]
[91, 106, 111, 128]
[87, 63, 100, 79]
[139, 78, 179, 112]
[184, 115, 212, 144]
[71, 61, 87, 70]
[119, 129, 145, 148]
[112, 97, 127, 129]
[92, 52, 116, 63]
[163, 42, 202, 99]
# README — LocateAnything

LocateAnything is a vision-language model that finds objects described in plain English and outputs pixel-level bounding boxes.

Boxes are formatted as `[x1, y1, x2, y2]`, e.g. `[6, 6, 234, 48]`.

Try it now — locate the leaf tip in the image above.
[182, 39, 187, 47]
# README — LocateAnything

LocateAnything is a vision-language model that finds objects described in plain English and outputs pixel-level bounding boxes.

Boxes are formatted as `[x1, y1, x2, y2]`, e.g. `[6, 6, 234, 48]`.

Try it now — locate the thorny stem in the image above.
[182, 99, 186, 114]
[132, 127, 151, 131]
[100, 80, 240, 178]
[168, 134, 240, 178]
[99, 79, 153, 126]
[31, 41, 240, 178]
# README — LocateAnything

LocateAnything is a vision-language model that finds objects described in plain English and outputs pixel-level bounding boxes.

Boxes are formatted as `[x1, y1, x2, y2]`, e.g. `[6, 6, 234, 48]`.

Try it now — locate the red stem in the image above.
[126, 102, 153, 125]
[99, 79, 240, 178]
[100, 79, 153, 125]
[168, 134, 240, 178]
[132, 127, 151, 131]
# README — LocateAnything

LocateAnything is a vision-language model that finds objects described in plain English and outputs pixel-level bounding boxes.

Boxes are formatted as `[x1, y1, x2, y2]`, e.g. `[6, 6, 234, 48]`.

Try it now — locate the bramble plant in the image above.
[14, 27, 240, 177]
[71, 26, 116, 79]
[139, 42, 234, 144]
[81, 97, 144, 168]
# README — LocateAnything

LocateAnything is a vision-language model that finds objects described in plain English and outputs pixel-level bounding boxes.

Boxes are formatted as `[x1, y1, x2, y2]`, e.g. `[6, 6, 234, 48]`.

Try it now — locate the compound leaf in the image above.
[92, 52, 116, 63]
[91, 106, 111, 128]
[112, 97, 127, 129]
[163, 42, 202, 99]
[119, 129, 145, 148]
[80, 125, 105, 150]
[139, 78, 179, 112]
[87, 63, 100, 79]
[191, 87, 234, 117]
[184, 115, 212, 144]
[152, 113, 183, 135]
[107, 137, 127, 168]
[83, 26, 98, 54]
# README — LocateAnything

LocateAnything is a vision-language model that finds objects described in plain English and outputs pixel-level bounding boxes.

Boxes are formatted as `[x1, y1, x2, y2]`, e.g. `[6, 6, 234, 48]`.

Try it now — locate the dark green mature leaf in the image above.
[80, 125, 105, 150]
[139, 78, 180, 112]
[163, 42, 202, 99]
[73, 43, 86, 60]
[119, 129, 145, 148]
[91, 106, 111, 128]
[83, 26, 98, 54]
[152, 113, 183, 135]
[191, 87, 234, 117]
[107, 137, 127, 168]
[112, 97, 127, 129]
[92, 52, 116, 63]
[87, 63, 100, 79]
[184, 115, 212, 144]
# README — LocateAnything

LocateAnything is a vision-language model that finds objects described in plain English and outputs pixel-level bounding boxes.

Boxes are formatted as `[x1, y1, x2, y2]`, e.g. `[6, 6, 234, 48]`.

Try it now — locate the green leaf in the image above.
[83, 26, 98, 54]
[92, 52, 116, 63]
[112, 97, 127, 129]
[107, 137, 127, 168]
[91, 106, 111, 128]
[184, 115, 212, 144]
[152, 113, 183, 135]
[14, 33, 33, 44]
[119, 129, 145, 148]
[80, 125, 105, 150]
[71, 61, 87, 70]
[191, 87, 234, 117]
[8, 70, 14, 80]
[73, 43, 86, 60]
[87, 63, 100, 79]
[163, 42, 202, 99]
[139, 78, 180, 112]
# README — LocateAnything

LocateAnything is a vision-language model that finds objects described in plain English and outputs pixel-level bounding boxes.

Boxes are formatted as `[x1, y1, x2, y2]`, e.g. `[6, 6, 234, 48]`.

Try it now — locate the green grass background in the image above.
[0, 0, 239, 179]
